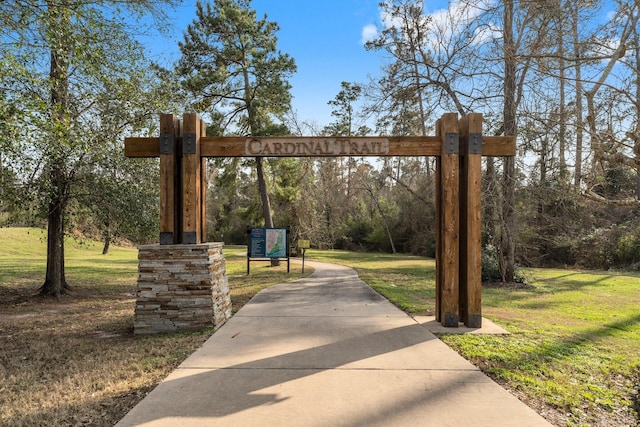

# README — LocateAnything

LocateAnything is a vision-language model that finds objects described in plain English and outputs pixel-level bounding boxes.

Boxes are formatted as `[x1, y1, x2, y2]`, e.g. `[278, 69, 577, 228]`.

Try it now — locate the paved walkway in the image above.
[116, 261, 552, 427]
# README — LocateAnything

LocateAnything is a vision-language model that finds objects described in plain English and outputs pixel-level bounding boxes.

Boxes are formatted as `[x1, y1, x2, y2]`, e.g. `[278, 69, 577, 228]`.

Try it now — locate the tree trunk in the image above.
[256, 156, 280, 266]
[501, 158, 516, 283]
[102, 226, 111, 255]
[634, 27, 640, 200]
[374, 197, 396, 254]
[484, 157, 500, 251]
[558, 23, 568, 181]
[256, 157, 274, 227]
[500, 0, 517, 283]
[572, 1, 583, 190]
[363, 180, 396, 253]
[40, 169, 70, 296]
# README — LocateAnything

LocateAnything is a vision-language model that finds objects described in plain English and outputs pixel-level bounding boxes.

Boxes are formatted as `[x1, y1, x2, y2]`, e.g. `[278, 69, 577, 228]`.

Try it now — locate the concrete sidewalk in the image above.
[116, 261, 552, 427]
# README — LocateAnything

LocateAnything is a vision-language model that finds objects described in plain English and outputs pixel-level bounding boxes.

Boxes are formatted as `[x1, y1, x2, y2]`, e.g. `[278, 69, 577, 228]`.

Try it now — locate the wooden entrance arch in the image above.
[125, 112, 515, 328]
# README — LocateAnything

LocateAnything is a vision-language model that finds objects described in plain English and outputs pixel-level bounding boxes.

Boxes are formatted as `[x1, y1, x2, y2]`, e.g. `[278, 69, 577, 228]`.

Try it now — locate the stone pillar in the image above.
[133, 243, 232, 334]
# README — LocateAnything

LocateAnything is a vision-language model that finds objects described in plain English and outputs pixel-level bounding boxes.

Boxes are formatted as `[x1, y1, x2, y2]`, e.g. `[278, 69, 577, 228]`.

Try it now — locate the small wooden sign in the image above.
[298, 240, 310, 249]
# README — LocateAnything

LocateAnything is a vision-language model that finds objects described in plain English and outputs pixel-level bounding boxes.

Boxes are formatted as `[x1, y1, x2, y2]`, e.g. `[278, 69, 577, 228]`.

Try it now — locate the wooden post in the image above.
[181, 113, 202, 244]
[159, 114, 180, 245]
[459, 113, 483, 328]
[435, 120, 442, 323]
[200, 118, 208, 242]
[437, 113, 460, 327]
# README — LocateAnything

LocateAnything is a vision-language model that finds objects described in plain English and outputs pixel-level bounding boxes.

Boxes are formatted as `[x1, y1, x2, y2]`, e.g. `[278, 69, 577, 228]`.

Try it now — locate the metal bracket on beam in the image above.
[443, 313, 459, 327]
[183, 133, 197, 154]
[182, 231, 197, 244]
[468, 133, 483, 154]
[445, 133, 459, 154]
[159, 232, 174, 245]
[159, 133, 174, 154]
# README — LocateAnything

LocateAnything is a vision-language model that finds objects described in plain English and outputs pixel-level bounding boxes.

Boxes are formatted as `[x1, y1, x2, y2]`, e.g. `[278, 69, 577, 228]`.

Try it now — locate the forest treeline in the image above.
[2, 0, 640, 293]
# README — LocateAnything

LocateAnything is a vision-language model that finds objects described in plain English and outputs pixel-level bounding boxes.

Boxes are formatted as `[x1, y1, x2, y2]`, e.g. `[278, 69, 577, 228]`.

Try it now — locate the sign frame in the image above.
[246, 226, 290, 274]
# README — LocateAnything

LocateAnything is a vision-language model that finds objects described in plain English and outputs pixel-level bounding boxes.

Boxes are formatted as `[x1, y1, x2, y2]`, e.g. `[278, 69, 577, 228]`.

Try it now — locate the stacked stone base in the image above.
[134, 243, 232, 334]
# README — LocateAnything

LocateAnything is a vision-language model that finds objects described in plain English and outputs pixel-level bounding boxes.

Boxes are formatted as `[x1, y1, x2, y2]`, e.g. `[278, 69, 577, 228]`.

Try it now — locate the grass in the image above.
[0, 228, 310, 427]
[1, 233, 638, 426]
[309, 250, 640, 427]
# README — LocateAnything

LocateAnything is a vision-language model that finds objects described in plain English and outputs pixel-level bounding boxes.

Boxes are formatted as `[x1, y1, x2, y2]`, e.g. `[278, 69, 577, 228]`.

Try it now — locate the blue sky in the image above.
[141, 0, 620, 130]
[143, 0, 388, 128]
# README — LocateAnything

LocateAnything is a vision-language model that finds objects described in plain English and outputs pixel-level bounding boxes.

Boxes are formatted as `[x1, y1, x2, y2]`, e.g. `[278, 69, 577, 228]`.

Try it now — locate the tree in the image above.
[474, 0, 552, 282]
[0, 1, 177, 296]
[322, 81, 370, 199]
[582, 0, 640, 204]
[570, 0, 588, 190]
[176, 0, 296, 241]
[77, 65, 175, 253]
[0, 90, 19, 221]
[500, 0, 518, 283]
[323, 82, 365, 136]
[364, 0, 434, 135]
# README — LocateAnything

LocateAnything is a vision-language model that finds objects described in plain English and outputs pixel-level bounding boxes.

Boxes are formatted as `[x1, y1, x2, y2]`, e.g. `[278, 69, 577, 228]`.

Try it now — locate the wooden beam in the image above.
[459, 113, 483, 328]
[124, 137, 159, 157]
[438, 113, 460, 327]
[181, 113, 202, 244]
[159, 114, 179, 244]
[126, 134, 516, 158]
[483, 136, 516, 156]
[435, 120, 442, 323]
[200, 119, 208, 243]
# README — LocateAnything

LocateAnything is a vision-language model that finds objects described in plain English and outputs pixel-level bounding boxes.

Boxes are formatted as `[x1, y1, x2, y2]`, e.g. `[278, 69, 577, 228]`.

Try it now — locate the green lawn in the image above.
[0, 228, 139, 292]
[1, 231, 638, 426]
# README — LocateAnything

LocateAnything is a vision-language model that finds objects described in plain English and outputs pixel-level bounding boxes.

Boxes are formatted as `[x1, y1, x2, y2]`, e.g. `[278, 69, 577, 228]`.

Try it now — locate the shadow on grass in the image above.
[530, 270, 640, 293]
[489, 312, 640, 416]
[504, 313, 640, 366]
[515, 300, 565, 310]
[66, 266, 137, 277]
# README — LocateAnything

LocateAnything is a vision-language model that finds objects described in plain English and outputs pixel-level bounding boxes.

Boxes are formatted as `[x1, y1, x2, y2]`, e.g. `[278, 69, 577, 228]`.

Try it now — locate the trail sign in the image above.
[246, 227, 290, 274]
[298, 240, 310, 249]
[248, 227, 288, 258]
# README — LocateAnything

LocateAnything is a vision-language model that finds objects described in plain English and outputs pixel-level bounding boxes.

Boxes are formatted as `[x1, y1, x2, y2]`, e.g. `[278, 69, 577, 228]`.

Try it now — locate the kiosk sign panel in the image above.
[249, 228, 287, 258]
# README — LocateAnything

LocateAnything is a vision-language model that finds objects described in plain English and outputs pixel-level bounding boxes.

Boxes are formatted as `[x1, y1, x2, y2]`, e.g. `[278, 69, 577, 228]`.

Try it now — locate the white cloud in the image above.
[429, 0, 491, 46]
[361, 24, 378, 45]
[381, 10, 402, 30]
[373, 0, 498, 51]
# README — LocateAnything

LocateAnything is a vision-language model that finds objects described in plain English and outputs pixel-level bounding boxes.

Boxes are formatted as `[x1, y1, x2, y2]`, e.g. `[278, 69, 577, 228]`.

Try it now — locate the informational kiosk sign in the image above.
[247, 227, 290, 274]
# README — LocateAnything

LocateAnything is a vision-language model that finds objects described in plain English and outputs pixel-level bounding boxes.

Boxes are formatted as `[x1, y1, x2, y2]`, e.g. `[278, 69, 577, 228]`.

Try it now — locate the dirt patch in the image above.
[0, 282, 211, 427]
